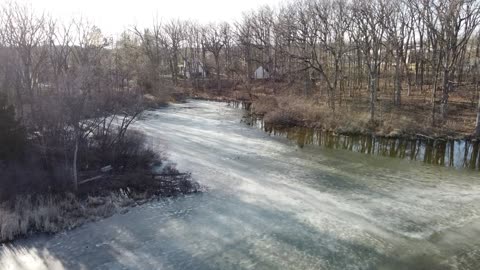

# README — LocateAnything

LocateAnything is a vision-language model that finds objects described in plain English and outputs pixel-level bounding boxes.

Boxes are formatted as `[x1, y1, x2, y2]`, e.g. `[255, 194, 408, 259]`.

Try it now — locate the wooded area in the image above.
[1, 0, 480, 197]
[0, 2, 173, 201]
[128, 0, 480, 136]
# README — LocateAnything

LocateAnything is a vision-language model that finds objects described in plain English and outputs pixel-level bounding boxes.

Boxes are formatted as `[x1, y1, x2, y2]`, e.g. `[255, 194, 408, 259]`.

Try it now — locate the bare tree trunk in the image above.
[405, 64, 413, 100]
[432, 84, 437, 126]
[419, 23, 425, 94]
[215, 56, 221, 93]
[431, 52, 442, 126]
[369, 71, 377, 121]
[304, 70, 310, 97]
[476, 83, 480, 136]
[332, 58, 340, 111]
[394, 57, 402, 106]
[73, 136, 79, 191]
[357, 48, 362, 93]
[441, 68, 451, 119]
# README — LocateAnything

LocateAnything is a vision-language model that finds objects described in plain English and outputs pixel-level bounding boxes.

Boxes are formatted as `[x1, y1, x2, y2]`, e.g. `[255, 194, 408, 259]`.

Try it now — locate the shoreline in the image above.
[185, 95, 479, 170]
[0, 172, 201, 244]
[0, 100, 201, 244]
[246, 111, 480, 141]
[187, 92, 479, 141]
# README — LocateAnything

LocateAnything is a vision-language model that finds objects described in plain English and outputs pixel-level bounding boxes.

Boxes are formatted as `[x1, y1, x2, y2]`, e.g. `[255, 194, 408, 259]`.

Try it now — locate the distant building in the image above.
[253, 66, 270, 79]
[180, 59, 207, 79]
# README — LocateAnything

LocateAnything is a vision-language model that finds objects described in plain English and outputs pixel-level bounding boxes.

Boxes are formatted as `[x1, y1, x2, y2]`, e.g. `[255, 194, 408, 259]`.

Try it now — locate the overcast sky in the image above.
[11, 0, 282, 35]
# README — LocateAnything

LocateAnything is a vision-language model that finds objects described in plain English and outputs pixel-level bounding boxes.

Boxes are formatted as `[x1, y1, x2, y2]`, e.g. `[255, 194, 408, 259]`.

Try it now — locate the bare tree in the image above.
[419, 0, 480, 120]
[133, 20, 165, 93]
[309, 0, 352, 110]
[351, 0, 389, 121]
[383, 0, 414, 106]
[2, 2, 49, 119]
[163, 19, 185, 85]
[235, 13, 255, 84]
[203, 24, 225, 93]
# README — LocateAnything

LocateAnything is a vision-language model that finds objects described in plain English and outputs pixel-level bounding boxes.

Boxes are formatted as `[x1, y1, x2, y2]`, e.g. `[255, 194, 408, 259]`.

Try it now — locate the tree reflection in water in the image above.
[244, 116, 480, 170]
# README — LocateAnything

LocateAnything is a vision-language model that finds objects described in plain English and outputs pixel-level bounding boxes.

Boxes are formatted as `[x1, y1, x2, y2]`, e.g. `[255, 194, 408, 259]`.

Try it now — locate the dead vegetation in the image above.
[0, 193, 117, 243]
[0, 171, 200, 243]
[254, 94, 478, 139]
[187, 80, 479, 140]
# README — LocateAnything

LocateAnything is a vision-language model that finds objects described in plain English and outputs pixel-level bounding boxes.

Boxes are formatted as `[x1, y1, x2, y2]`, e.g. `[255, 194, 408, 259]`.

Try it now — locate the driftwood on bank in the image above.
[78, 165, 113, 185]
[79, 175, 104, 185]
[79, 172, 190, 185]
[148, 172, 189, 179]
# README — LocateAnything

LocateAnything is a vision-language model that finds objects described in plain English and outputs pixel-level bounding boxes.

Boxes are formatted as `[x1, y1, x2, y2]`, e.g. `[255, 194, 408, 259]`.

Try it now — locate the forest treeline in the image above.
[0, 2, 181, 201]
[134, 0, 480, 136]
[116, 0, 480, 136]
[0, 1, 206, 242]
[1, 0, 480, 196]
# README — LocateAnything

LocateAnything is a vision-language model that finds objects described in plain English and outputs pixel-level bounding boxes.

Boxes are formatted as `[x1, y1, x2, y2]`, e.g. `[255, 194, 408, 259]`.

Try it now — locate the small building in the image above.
[253, 66, 270, 79]
[181, 59, 207, 79]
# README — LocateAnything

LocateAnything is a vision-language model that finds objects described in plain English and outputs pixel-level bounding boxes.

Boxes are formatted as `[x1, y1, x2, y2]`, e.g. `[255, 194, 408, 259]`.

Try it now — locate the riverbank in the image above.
[0, 90, 203, 243]
[3, 100, 479, 270]
[0, 168, 200, 243]
[249, 95, 480, 141]
[184, 83, 480, 141]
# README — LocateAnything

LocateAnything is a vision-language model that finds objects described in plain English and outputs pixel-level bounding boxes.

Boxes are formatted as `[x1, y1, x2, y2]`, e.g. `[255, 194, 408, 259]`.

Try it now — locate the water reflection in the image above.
[243, 115, 480, 170]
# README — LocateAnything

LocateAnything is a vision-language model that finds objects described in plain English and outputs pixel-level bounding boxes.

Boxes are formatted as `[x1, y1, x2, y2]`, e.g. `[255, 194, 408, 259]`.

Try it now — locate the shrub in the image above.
[251, 96, 278, 115]
[0, 93, 26, 161]
[264, 110, 299, 126]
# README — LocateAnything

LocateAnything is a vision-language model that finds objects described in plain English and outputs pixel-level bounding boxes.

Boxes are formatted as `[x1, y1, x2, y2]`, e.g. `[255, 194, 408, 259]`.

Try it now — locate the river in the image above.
[1, 100, 480, 270]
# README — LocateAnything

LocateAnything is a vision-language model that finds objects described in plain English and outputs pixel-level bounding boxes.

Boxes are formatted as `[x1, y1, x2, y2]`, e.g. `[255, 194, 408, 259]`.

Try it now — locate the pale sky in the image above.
[10, 0, 282, 35]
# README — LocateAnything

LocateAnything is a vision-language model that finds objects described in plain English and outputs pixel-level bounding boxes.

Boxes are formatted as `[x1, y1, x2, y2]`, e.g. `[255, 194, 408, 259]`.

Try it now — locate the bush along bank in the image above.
[0, 162, 201, 243]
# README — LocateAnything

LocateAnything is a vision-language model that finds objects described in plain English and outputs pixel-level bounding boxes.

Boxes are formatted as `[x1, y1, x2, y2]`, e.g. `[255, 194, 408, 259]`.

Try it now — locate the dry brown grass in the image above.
[0, 170, 200, 243]
[182, 79, 479, 138]
[254, 95, 372, 134]
[251, 94, 476, 138]
[0, 191, 145, 243]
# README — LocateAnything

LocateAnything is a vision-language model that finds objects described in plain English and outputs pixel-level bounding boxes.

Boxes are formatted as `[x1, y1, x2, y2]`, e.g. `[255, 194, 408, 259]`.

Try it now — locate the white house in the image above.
[181, 59, 207, 79]
[253, 66, 270, 79]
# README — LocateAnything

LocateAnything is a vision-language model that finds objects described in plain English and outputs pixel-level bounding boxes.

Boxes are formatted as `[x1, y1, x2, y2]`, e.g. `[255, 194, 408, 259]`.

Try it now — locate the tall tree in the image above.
[351, 0, 389, 121]
[420, 0, 480, 119]
[203, 24, 225, 93]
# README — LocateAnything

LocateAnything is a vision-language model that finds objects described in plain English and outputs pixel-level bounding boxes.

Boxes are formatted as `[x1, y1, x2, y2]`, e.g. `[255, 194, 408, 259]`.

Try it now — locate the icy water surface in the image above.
[1, 100, 480, 270]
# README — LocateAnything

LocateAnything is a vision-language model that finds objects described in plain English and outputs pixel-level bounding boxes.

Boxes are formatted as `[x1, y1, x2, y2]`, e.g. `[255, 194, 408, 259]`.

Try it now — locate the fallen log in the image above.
[148, 172, 189, 179]
[79, 175, 104, 185]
